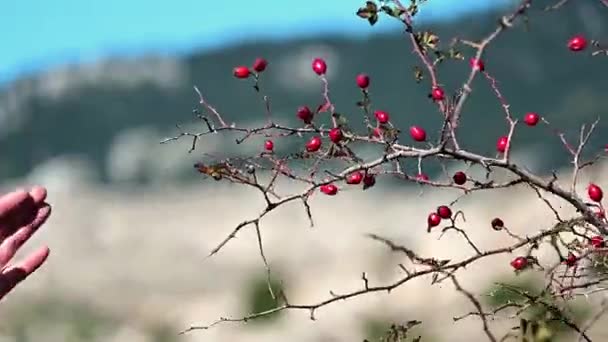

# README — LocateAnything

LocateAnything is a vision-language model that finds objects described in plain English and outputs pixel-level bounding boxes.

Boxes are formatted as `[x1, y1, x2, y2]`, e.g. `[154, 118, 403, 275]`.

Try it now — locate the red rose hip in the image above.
[510, 256, 528, 270]
[328, 128, 343, 143]
[363, 174, 376, 189]
[437, 205, 452, 219]
[496, 136, 509, 153]
[233, 66, 251, 79]
[356, 74, 370, 89]
[470, 58, 485, 71]
[264, 139, 274, 151]
[374, 110, 390, 124]
[453, 171, 467, 185]
[524, 112, 540, 126]
[306, 136, 322, 152]
[491, 218, 504, 230]
[427, 212, 441, 230]
[568, 35, 587, 52]
[564, 252, 578, 267]
[431, 87, 445, 101]
[346, 171, 363, 185]
[409, 126, 427, 142]
[372, 127, 382, 138]
[252, 58, 268, 72]
[312, 58, 327, 75]
[416, 173, 429, 182]
[320, 184, 338, 195]
[297, 106, 314, 123]
[591, 236, 605, 248]
[588, 183, 603, 202]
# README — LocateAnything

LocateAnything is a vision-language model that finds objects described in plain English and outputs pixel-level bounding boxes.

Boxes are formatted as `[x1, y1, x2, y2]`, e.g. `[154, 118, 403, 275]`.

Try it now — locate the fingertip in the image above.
[23, 246, 50, 274]
[40, 245, 50, 258]
[38, 203, 52, 217]
[29, 186, 47, 204]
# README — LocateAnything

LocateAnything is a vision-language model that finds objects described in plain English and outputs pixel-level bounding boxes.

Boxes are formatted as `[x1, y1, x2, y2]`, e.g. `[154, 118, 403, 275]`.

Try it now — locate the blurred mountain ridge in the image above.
[0, 1, 606, 185]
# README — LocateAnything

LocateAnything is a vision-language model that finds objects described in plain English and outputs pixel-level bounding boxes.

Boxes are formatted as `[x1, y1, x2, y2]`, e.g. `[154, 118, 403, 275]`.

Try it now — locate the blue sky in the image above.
[1, 0, 512, 85]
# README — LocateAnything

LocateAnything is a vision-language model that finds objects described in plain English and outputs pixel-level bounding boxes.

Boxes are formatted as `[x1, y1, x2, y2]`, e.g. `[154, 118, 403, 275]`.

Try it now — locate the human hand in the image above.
[0, 186, 51, 301]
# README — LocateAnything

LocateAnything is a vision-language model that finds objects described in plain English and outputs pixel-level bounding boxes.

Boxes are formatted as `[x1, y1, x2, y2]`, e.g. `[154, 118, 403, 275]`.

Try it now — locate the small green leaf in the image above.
[381, 5, 405, 18]
[413, 66, 424, 83]
[448, 48, 464, 60]
[410, 5, 419, 16]
[356, 7, 373, 19]
[365, 0, 378, 12]
[368, 14, 379, 25]
[357, 1, 382, 25]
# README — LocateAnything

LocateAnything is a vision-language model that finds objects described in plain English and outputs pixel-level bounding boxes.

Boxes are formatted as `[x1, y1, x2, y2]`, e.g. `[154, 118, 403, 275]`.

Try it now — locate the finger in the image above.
[28, 186, 47, 205]
[0, 196, 39, 242]
[0, 205, 51, 269]
[0, 190, 29, 219]
[0, 246, 49, 301]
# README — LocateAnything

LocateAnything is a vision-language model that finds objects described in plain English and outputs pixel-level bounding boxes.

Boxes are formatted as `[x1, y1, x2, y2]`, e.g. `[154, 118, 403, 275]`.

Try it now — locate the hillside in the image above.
[0, 1, 606, 185]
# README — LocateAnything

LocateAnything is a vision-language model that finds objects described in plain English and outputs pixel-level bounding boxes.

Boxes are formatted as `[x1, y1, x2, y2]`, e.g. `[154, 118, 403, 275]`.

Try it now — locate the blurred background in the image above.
[0, 0, 607, 341]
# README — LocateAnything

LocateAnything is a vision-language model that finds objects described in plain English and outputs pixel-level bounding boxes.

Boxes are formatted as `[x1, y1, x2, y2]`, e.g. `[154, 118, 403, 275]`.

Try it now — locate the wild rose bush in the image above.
[163, 0, 608, 340]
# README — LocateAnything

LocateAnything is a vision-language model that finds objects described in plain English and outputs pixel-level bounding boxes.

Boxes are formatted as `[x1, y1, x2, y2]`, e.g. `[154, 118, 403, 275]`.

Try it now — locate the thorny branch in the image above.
[162, 0, 608, 339]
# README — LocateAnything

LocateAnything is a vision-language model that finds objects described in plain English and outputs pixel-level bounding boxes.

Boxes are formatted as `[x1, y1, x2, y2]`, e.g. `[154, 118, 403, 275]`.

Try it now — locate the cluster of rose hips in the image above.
[319, 171, 378, 196]
[257, 34, 590, 156]
[233, 32, 601, 273]
[487, 34, 586, 154]
[233, 57, 268, 79]
[426, 205, 453, 232]
[495, 34, 603, 272]
[509, 182, 604, 271]
[252, 56, 435, 157]
[422, 182, 605, 272]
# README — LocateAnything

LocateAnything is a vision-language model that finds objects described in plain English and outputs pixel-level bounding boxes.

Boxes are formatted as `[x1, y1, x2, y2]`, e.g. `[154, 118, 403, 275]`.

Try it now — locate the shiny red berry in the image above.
[491, 218, 504, 231]
[252, 58, 268, 72]
[496, 136, 509, 153]
[524, 112, 540, 126]
[568, 35, 587, 52]
[510, 257, 528, 270]
[320, 184, 338, 195]
[297, 106, 314, 123]
[372, 127, 382, 138]
[233, 66, 251, 78]
[356, 74, 370, 89]
[431, 87, 445, 101]
[470, 58, 485, 71]
[591, 236, 605, 248]
[329, 128, 343, 143]
[409, 126, 427, 142]
[363, 174, 376, 189]
[427, 212, 442, 230]
[374, 110, 390, 124]
[588, 183, 603, 202]
[564, 252, 578, 267]
[346, 171, 363, 185]
[453, 171, 467, 185]
[264, 140, 274, 151]
[312, 58, 327, 75]
[437, 205, 452, 219]
[306, 136, 322, 152]
[416, 173, 429, 182]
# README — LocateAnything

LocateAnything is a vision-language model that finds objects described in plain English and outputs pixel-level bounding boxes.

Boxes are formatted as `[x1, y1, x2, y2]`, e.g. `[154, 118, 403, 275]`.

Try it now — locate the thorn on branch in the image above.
[362, 272, 370, 290]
